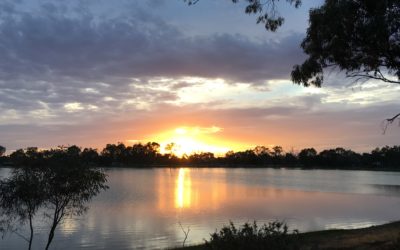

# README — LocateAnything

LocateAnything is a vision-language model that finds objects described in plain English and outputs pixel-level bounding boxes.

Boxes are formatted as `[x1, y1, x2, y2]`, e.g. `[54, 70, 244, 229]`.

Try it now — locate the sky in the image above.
[0, 0, 399, 154]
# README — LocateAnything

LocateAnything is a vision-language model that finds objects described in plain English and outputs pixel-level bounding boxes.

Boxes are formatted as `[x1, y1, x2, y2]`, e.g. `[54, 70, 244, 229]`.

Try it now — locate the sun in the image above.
[155, 126, 231, 157]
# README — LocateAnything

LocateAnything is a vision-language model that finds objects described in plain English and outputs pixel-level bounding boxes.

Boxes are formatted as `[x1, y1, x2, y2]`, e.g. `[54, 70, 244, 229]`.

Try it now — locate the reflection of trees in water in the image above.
[370, 184, 400, 196]
[0, 147, 108, 250]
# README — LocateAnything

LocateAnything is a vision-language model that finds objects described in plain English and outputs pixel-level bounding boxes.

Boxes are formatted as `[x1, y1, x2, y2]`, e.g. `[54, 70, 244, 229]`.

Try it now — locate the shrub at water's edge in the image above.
[205, 221, 299, 250]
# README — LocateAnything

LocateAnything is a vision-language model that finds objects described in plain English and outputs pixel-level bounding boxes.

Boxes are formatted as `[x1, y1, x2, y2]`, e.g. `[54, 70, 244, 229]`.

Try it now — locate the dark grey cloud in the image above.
[0, 3, 304, 84]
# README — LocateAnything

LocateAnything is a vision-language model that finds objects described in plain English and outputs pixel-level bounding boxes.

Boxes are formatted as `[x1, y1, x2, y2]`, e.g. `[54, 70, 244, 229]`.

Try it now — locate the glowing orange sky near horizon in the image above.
[128, 126, 250, 157]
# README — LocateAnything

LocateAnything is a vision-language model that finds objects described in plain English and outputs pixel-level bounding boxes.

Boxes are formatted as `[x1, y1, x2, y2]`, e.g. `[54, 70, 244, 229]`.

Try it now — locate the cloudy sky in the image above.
[1, 0, 399, 153]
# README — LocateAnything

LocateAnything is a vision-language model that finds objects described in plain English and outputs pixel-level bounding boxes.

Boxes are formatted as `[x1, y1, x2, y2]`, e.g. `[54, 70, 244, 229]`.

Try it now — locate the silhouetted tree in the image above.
[318, 147, 361, 167]
[188, 152, 215, 164]
[271, 146, 284, 164]
[100, 143, 128, 165]
[251, 146, 271, 164]
[66, 145, 81, 157]
[0, 146, 5, 157]
[2, 146, 108, 250]
[128, 142, 161, 164]
[81, 148, 99, 166]
[196, 1, 400, 88]
[290, 0, 400, 128]
[42, 163, 108, 250]
[292, 0, 400, 87]
[370, 146, 400, 167]
[0, 145, 6, 166]
[298, 148, 317, 166]
[0, 167, 44, 250]
[253, 146, 271, 156]
[165, 142, 180, 159]
[284, 152, 297, 165]
[186, 1, 400, 127]
[9, 149, 29, 166]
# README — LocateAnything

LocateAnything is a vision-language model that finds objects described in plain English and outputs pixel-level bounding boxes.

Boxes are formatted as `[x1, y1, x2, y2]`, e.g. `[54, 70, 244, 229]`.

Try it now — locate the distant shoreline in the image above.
[2, 163, 400, 172]
[1, 144, 399, 172]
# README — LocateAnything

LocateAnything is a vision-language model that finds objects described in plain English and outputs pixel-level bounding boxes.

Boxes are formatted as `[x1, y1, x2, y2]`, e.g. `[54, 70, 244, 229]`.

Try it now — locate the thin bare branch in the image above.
[11, 228, 29, 243]
[179, 222, 190, 247]
[185, 0, 200, 5]
[347, 72, 400, 84]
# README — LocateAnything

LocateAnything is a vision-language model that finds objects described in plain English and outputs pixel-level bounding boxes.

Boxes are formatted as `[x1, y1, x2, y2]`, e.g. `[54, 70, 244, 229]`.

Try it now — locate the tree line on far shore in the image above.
[0, 143, 399, 169]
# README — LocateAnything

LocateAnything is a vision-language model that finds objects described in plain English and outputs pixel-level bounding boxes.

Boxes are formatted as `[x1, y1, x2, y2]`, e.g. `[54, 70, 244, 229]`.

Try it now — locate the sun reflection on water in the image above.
[175, 168, 192, 208]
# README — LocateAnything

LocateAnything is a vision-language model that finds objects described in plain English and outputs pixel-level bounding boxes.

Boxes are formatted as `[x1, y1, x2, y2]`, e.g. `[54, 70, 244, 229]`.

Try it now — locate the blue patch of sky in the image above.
[10, 0, 324, 40]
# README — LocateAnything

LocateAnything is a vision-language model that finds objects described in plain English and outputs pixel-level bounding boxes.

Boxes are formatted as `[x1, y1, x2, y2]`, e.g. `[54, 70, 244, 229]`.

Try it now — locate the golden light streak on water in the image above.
[175, 168, 192, 208]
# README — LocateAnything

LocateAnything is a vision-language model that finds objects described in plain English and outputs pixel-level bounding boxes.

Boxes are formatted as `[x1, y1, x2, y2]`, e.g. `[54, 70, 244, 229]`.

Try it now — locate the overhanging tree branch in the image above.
[382, 113, 400, 134]
[347, 71, 400, 84]
[291, 1, 400, 87]
[185, 0, 301, 31]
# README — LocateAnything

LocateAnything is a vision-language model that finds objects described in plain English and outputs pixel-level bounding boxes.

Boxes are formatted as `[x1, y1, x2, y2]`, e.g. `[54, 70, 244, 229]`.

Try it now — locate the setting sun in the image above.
[151, 126, 233, 157]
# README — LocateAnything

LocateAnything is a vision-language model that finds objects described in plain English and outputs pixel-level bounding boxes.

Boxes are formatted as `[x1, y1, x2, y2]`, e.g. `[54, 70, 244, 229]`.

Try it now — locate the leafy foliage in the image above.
[0, 167, 45, 249]
[0, 147, 108, 250]
[205, 221, 299, 250]
[41, 162, 108, 250]
[298, 148, 317, 166]
[291, 0, 400, 87]
[101, 142, 161, 165]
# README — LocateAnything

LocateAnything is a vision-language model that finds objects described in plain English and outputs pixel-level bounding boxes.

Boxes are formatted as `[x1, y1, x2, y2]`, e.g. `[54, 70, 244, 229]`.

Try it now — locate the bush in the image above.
[205, 221, 299, 250]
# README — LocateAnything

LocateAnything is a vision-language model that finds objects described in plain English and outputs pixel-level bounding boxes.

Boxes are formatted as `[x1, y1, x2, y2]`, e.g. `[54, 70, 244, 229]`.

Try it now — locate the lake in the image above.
[1, 167, 400, 249]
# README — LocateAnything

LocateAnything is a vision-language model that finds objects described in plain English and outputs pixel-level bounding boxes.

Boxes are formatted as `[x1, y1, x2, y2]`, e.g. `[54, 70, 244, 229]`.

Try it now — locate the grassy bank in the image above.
[172, 221, 400, 250]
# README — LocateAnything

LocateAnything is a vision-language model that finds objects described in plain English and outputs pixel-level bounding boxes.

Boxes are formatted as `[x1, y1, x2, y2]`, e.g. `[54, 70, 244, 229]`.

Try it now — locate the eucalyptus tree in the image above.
[292, 0, 400, 87]
[290, 0, 400, 129]
[185, 0, 400, 87]
[185, 0, 400, 126]
[0, 167, 44, 250]
[42, 163, 108, 250]
[1, 147, 108, 250]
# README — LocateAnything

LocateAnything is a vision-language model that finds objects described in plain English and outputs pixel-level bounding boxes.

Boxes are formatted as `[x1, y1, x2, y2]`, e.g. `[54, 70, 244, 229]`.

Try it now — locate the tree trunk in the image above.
[45, 207, 60, 250]
[28, 214, 33, 250]
[45, 222, 57, 250]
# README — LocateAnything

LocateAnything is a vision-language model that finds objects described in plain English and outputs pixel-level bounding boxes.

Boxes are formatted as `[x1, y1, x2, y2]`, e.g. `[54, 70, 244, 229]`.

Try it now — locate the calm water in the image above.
[1, 167, 400, 249]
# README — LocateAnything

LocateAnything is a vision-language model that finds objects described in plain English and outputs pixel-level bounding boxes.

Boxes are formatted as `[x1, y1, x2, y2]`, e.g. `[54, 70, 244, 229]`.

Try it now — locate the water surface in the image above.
[1, 167, 400, 249]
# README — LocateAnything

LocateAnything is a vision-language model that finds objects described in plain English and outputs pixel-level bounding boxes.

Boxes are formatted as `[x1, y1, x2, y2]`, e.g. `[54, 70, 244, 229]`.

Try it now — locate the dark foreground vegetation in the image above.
[0, 150, 108, 250]
[173, 221, 400, 250]
[0, 143, 399, 170]
[205, 221, 299, 250]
